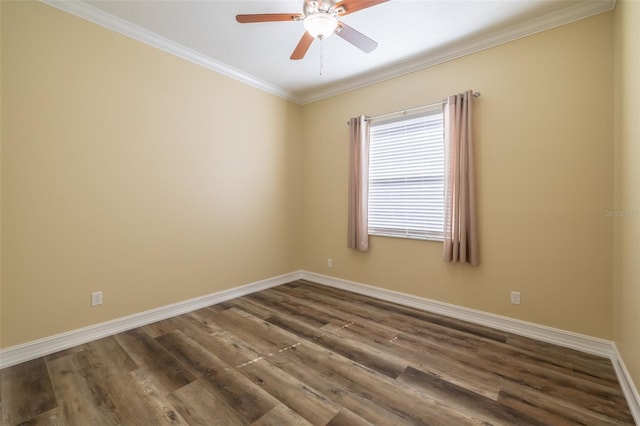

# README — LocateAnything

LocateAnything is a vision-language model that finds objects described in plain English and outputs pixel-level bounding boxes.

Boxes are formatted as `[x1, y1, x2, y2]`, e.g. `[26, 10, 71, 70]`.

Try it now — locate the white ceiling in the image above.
[44, 0, 614, 104]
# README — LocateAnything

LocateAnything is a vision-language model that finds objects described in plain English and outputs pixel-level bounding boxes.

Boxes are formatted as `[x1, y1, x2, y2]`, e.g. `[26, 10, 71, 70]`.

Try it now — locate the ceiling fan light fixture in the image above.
[304, 13, 338, 39]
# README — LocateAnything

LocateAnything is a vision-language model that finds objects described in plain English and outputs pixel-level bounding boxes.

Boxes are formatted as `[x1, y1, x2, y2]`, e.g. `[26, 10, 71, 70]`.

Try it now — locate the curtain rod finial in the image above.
[473, 91, 481, 98]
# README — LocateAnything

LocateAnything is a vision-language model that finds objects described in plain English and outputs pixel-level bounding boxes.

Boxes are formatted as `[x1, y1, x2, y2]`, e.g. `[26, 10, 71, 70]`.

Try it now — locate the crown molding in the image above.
[298, 0, 616, 104]
[41, 0, 614, 106]
[40, 0, 304, 104]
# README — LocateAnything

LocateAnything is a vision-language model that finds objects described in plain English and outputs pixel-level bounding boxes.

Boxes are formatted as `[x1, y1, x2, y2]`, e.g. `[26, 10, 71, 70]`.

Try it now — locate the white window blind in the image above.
[368, 109, 445, 241]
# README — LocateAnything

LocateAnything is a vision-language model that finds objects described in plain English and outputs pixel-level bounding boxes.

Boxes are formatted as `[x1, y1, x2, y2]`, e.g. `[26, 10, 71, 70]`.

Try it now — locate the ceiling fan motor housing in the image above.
[303, 0, 345, 17]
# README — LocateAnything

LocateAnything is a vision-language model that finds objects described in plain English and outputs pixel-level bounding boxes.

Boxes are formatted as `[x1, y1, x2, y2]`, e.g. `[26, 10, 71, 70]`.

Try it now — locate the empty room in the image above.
[1, 0, 639, 424]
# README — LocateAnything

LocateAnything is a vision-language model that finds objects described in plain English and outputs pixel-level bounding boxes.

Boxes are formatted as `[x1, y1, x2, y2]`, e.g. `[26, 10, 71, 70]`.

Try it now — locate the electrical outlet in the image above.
[510, 291, 521, 305]
[327, 258, 333, 268]
[91, 291, 103, 306]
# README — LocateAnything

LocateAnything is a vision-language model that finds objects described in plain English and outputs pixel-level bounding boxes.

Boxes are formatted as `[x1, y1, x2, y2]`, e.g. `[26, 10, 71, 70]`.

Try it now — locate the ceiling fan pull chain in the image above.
[320, 40, 324, 76]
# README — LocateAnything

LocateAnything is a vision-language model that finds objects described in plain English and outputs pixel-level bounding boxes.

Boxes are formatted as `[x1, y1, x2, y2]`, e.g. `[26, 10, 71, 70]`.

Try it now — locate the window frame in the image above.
[367, 106, 445, 242]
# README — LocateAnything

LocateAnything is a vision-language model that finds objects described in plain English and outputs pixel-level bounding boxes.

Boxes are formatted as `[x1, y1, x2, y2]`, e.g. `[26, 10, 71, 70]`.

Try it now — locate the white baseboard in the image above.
[0, 271, 302, 369]
[611, 344, 640, 425]
[300, 271, 614, 356]
[1, 269, 637, 424]
[300, 270, 640, 425]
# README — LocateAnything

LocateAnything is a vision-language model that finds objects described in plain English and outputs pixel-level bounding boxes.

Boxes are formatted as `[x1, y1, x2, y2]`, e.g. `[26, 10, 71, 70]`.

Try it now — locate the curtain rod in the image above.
[347, 91, 481, 124]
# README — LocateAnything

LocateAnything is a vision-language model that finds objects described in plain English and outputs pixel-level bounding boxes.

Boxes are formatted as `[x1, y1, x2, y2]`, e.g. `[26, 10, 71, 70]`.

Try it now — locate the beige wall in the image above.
[0, 0, 628, 360]
[613, 0, 640, 391]
[0, 1, 302, 347]
[301, 13, 614, 338]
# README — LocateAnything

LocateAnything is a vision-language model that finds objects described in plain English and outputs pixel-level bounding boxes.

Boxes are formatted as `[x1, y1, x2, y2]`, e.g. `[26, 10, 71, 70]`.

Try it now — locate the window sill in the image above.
[368, 232, 443, 243]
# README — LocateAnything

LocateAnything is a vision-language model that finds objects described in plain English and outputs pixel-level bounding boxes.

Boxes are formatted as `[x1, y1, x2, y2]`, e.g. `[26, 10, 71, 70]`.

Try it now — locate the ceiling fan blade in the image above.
[336, 22, 378, 53]
[290, 32, 314, 60]
[335, 0, 388, 16]
[235, 13, 302, 23]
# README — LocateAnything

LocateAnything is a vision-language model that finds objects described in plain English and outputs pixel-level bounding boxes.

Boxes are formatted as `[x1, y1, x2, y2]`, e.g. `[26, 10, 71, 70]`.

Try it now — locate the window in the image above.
[368, 108, 445, 241]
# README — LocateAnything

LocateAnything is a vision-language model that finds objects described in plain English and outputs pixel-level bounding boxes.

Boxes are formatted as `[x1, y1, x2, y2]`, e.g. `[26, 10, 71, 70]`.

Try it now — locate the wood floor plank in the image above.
[370, 331, 503, 399]
[259, 292, 491, 393]
[269, 283, 498, 358]
[140, 318, 181, 339]
[387, 327, 626, 418]
[114, 329, 196, 394]
[398, 365, 545, 426]
[171, 311, 223, 335]
[247, 290, 348, 327]
[325, 409, 373, 426]
[376, 309, 626, 408]
[156, 330, 280, 424]
[46, 352, 122, 426]
[2, 280, 633, 425]
[290, 283, 633, 424]
[166, 380, 245, 426]
[250, 289, 397, 343]
[162, 309, 265, 369]
[271, 342, 479, 425]
[262, 311, 408, 379]
[505, 374, 634, 425]
[236, 296, 411, 380]
[251, 404, 313, 426]
[11, 408, 63, 426]
[224, 297, 281, 320]
[475, 337, 622, 389]
[204, 307, 300, 356]
[427, 338, 630, 421]
[78, 336, 186, 424]
[93, 358, 187, 426]
[276, 284, 636, 422]
[298, 286, 620, 412]
[252, 346, 410, 424]
[1, 358, 57, 425]
[301, 281, 510, 343]
[263, 313, 328, 342]
[43, 346, 84, 363]
[82, 336, 138, 374]
[175, 312, 346, 424]
[497, 387, 624, 426]
[141, 312, 219, 340]
[379, 312, 486, 356]
[505, 333, 621, 382]
[238, 357, 341, 424]
[312, 326, 408, 379]
[120, 369, 187, 424]
[271, 284, 390, 324]
[474, 345, 629, 409]
[184, 325, 263, 367]
[186, 307, 229, 332]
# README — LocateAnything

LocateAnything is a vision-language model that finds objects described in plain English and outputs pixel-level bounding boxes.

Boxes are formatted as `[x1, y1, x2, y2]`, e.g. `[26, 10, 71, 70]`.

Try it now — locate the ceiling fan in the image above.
[236, 0, 388, 60]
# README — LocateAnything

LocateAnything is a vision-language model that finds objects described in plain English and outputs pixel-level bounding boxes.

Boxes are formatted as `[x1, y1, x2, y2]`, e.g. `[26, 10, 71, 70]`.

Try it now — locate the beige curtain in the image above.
[443, 91, 479, 265]
[347, 116, 370, 251]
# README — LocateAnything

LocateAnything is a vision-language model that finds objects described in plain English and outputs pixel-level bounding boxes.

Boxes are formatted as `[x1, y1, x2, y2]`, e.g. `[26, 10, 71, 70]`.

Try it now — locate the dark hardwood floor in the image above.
[1, 280, 634, 425]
